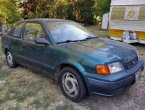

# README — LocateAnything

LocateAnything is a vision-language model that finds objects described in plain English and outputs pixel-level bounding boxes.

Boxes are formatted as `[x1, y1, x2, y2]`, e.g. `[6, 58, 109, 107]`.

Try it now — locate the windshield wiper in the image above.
[57, 37, 98, 44]
[79, 37, 98, 41]
[57, 40, 78, 44]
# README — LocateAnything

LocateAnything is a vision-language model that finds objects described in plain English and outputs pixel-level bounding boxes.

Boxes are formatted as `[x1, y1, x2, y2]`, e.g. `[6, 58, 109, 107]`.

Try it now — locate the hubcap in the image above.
[7, 52, 13, 66]
[62, 72, 79, 97]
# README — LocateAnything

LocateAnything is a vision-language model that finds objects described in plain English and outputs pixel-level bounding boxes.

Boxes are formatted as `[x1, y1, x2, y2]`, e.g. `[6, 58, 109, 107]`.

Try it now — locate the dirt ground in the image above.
[0, 30, 145, 110]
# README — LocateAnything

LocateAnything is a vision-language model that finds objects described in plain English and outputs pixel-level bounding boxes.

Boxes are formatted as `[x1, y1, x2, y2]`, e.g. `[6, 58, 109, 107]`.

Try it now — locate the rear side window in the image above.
[12, 22, 24, 38]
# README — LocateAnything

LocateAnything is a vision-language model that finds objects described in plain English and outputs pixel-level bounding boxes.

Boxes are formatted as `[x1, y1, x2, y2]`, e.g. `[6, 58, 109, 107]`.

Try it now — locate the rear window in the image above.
[12, 22, 25, 38]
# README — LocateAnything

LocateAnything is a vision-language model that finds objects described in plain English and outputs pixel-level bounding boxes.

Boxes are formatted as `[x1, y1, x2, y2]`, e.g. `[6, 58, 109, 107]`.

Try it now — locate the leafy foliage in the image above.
[74, 0, 96, 24]
[0, 0, 111, 26]
[95, 0, 111, 16]
[0, 0, 21, 27]
[17, 0, 110, 24]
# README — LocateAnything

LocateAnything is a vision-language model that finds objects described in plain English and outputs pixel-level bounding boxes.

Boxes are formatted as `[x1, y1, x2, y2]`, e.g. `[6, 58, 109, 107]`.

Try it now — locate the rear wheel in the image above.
[59, 67, 86, 102]
[6, 51, 17, 68]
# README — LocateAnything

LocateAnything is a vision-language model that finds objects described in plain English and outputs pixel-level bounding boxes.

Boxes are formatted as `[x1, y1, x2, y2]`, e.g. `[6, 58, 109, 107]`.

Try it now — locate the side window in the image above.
[24, 23, 46, 42]
[12, 22, 24, 38]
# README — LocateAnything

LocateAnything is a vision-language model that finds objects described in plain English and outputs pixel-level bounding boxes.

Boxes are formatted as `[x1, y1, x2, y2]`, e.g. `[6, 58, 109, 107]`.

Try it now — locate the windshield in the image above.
[46, 21, 96, 43]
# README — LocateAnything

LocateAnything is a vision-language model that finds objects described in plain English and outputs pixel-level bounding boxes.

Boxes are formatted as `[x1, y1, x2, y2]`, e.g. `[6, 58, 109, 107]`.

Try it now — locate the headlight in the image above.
[96, 62, 124, 75]
[108, 62, 124, 74]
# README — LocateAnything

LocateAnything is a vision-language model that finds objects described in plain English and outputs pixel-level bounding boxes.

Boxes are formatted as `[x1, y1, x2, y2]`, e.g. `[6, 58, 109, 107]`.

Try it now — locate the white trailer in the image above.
[102, 0, 145, 44]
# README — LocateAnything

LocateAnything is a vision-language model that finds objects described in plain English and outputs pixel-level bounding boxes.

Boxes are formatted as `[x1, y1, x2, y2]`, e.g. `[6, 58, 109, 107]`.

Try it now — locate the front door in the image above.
[20, 22, 56, 76]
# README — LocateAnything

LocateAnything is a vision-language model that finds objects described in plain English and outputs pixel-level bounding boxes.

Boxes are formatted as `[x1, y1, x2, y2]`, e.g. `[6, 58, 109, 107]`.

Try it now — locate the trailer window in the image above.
[139, 7, 145, 21]
[111, 7, 126, 20]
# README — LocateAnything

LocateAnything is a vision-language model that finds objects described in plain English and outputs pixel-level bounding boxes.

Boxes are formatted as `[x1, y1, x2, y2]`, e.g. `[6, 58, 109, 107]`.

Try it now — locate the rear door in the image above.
[4, 22, 25, 61]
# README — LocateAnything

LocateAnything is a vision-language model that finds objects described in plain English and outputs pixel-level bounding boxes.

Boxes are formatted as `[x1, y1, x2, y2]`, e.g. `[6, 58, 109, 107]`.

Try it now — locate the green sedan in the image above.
[1, 19, 144, 102]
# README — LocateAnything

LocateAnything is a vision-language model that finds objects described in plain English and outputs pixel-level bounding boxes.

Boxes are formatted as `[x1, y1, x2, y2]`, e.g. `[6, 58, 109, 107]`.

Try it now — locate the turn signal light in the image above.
[96, 65, 110, 75]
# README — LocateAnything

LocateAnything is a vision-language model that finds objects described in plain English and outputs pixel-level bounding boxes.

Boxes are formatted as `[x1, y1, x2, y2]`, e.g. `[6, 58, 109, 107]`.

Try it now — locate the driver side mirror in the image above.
[34, 37, 49, 45]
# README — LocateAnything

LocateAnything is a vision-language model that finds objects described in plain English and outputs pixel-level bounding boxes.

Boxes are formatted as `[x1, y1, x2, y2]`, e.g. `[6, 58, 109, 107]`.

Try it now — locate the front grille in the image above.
[125, 57, 138, 69]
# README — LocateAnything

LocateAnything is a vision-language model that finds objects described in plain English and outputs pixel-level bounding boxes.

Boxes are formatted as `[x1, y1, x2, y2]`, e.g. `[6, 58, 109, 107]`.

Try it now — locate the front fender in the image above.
[62, 60, 86, 74]
[54, 59, 87, 80]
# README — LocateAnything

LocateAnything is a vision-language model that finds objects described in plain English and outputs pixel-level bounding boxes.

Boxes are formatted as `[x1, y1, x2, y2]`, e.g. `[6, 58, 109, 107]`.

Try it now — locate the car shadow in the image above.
[130, 43, 145, 47]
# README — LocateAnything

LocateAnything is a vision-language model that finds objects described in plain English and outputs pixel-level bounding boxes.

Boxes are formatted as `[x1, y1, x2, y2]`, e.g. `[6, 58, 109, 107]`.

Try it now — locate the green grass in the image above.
[0, 37, 5, 61]
[0, 72, 58, 109]
[8, 105, 20, 110]
[30, 95, 56, 109]
[86, 25, 108, 38]
[12, 80, 44, 102]
[56, 103, 73, 110]
[0, 70, 10, 78]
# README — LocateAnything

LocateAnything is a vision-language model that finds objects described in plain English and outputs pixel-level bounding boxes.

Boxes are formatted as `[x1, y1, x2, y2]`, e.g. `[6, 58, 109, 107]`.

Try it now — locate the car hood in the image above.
[61, 38, 137, 64]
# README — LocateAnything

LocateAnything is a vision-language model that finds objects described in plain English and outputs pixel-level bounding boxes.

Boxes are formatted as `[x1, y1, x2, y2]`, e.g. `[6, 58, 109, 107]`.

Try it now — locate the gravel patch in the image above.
[72, 81, 145, 110]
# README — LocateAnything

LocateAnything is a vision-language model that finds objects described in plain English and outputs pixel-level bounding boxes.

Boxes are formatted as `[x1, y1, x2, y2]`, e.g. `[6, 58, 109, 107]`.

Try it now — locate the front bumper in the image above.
[85, 58, 144, 96]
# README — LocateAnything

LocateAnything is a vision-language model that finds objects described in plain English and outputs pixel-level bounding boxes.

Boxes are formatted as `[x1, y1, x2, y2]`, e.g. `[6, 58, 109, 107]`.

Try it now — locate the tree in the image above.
[73, 0, 96, 24]
[95, 0, 111, 16]
[17, 0, 95, 23]
[16, 0, 111, 24]
[16, 0, 67, 19]
[94, 0, 111, 24]
[0, 0, 21, 27]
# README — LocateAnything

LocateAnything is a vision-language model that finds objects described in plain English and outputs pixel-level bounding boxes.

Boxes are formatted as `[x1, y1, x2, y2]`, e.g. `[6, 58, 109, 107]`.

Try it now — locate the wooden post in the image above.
[2, 24, 7, 35]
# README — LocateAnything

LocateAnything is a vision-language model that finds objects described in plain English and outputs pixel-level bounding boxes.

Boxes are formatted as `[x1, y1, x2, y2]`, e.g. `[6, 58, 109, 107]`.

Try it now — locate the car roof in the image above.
[12, 18, 73, 31]
[22, 18, 71, 23]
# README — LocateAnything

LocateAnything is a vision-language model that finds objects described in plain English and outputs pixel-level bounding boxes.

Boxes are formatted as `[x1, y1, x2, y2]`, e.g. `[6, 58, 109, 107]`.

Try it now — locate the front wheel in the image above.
[59, 67, 87, 102]
[6, 51, 17, 68]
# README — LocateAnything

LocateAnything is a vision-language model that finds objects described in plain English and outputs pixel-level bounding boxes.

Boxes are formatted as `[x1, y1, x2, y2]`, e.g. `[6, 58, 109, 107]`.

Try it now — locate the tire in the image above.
[6, 51, 17, 68]
[59, 67, 87, 102]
